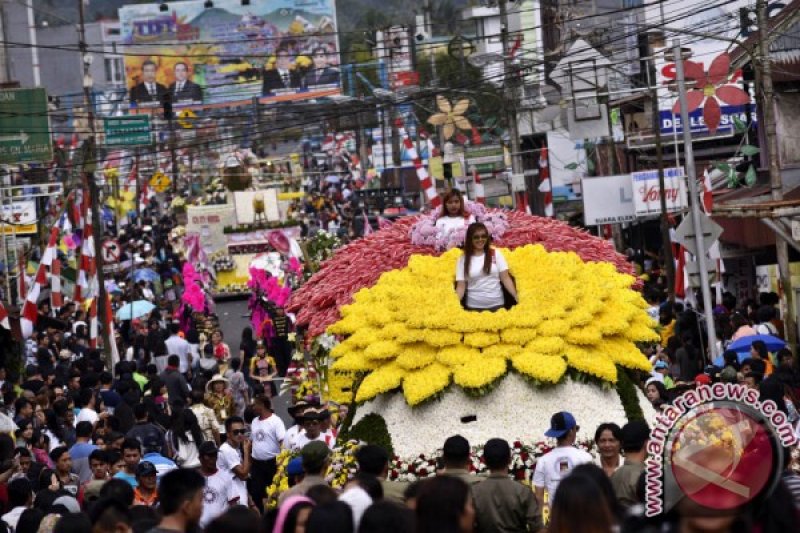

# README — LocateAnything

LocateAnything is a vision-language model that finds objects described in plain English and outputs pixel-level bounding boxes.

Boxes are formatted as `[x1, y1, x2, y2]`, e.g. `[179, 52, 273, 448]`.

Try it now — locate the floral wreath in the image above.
[409, 200, 509, 250]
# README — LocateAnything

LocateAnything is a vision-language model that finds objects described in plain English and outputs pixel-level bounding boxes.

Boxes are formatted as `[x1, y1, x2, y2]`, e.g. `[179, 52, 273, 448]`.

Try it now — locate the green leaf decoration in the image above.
[727, 168, 739, 188]
[741, 145, 760, 157]
[745, 164, 757, 186]
[587, 159, 595, 173]
[564, 162, 579, 170]
[715, 162, 731, 174]
[732, 116, 747, 134]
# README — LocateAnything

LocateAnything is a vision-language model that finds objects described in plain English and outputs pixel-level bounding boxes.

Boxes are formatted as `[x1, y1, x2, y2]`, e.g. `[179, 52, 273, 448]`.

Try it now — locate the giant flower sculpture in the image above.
[671, 53, 750, 134]
[427, 95, 472, 140]
[288, 208, 636, 338]
[292, 208, 657, 457]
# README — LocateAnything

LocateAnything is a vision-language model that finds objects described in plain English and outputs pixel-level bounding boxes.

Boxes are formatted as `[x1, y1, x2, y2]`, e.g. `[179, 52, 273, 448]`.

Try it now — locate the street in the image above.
[215, 297, 294, 427]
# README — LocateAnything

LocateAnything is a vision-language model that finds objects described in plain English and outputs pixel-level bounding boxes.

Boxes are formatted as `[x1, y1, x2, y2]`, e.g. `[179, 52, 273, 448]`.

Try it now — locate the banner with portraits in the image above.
[119, 0, 341, 109]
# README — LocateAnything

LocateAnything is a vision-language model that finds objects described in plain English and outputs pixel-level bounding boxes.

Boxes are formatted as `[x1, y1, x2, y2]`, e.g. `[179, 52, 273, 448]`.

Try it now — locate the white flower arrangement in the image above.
[353, 374, 657, 457]
[409, 200, 509, 250]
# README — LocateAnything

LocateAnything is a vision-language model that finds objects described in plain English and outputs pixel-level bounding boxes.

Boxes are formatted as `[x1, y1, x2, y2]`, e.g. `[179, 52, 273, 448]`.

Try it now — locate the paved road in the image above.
[214, 297, 294, 427]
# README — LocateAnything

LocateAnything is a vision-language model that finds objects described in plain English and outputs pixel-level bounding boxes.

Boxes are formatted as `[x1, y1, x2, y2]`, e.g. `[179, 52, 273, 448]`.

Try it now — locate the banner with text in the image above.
[632, 167, 688, 218]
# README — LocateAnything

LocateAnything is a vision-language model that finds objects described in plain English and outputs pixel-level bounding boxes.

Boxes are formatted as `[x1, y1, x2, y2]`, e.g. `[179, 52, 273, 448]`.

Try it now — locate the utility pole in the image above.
[78, 0, 112, 365]
[674, 39, 718, 362]
[756, 0, 795, 345]
[499, 0, 523, 210]
[647, 37, 675, 304]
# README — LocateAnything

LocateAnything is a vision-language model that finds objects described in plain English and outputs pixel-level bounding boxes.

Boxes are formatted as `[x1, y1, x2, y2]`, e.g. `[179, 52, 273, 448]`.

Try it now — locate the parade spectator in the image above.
[645, 379, 670, 411]
[548, 468, 617, 533]
[150, 469, 205, 533]
[415, 475, 475, 533]
[472, 438, 542, 532]
[593, 423, 622, 477]
[160, 355, 190, 407]
[532, 411, 593, 510]
[132, 461, 159, 507]
[610, 421, 650, 509]
[440, 435, 480, 485]
[113, 438, 141, 487]
[277, 441, 331, 507]
[2, 478, 33, 530]
[217, 416, 251, 509]
[166, 402, 204, 469]
[164, 322, 192, 375]
[68, 421, 97, 484]
[355, 444, 406, 504]
[249, 395, 284, 513]
[126, 404, 166, 457]
[190, 389, 220, 445]
[198, 441, 238, 528]
[223, 358, 249, 418]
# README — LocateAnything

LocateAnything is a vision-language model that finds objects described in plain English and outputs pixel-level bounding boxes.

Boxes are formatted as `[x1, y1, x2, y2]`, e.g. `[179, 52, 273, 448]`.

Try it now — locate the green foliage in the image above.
[615, 366, 645, 422]
[732, 116, 748, 134]
[341, 413, 395, 457]
[745, 164, 757, 186]
[564, 162, 579, 170]
[740, 145, 760, 157]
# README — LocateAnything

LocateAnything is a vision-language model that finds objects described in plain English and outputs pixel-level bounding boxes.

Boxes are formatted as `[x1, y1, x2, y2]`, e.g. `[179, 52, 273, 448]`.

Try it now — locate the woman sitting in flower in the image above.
[435, 190, 475, 240]
[455, 222, 518, 311]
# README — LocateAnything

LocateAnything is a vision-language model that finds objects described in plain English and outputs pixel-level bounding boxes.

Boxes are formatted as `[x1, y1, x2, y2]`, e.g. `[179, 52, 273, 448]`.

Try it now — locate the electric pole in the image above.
[756, 0, 795, 345]
[78, 0, 112, 365]
[499, 0, 524, 210]
[648, 37, 675, 304]
[674, 39, 718, 362]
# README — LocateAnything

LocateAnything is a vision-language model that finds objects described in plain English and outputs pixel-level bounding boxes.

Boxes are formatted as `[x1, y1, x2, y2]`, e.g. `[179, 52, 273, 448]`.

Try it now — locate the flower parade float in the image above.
[288, 201, 659, 460]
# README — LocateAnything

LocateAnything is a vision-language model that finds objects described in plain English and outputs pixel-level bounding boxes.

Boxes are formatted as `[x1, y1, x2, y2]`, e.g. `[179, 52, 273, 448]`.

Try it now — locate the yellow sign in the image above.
[177, 109, 197, 129]
[149, 172, 171, 193]
[429, 156, 444, 180]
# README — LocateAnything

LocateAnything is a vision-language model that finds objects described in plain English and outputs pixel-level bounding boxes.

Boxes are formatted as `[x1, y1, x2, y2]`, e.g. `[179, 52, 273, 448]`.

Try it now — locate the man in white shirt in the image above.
[75, 388, 105, 428]
[283, 401, 308, 451]
[198, 442, 238, 528]
[2, 477, 32, 531]
[163, 323, 192, 375]
[532, 411, 593, 509]
[217, 416, 252, 508]
[249, 395, 285, 513]
[288, 406, 332, 451]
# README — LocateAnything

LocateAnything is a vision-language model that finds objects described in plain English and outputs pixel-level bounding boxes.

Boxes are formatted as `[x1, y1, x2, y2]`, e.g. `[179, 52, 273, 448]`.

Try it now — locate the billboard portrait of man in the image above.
[129, 60, 167, 105]
[303, 47, 340, 88]
[262, 47, 301, 95]
[170, 62, 203, 103]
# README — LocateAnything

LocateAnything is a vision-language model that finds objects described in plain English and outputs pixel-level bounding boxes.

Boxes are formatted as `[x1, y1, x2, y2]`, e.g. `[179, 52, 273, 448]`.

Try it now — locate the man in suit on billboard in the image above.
[130, 60, 167, 106]
[169, 62, 203, 103]
[302, 47, 340, 88]
[262, 47, 300, 95]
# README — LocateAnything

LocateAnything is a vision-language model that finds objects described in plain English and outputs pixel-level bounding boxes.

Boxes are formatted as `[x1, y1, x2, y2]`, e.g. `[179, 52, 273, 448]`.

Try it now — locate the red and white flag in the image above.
[702, 167, 713, 214]
[0, 301, 9, 330]
[538, 148, 553, 217]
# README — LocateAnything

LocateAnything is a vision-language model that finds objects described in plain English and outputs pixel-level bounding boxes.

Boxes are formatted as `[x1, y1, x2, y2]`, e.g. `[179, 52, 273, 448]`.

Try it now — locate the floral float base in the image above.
[352, 374, 657, 457]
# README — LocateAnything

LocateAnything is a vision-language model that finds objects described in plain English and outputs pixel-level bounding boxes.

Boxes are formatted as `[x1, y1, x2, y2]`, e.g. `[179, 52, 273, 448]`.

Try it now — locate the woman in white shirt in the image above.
[435, 190, 475, 240]
[455, 223, 517, 311]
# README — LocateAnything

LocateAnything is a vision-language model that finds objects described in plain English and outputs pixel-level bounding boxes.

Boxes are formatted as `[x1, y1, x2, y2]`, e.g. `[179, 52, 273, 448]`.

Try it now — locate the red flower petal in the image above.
[684, 61, 708, 86]
[715, 85, 750, 106]
[707, 53, 731, 86]
[672, 90, 705, 114]
[704, 97, 721, 134]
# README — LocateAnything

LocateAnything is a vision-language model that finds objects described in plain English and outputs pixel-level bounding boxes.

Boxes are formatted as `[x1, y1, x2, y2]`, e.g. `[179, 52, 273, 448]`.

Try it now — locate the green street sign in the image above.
[0, 88, 53, 164]
[104, 115, 151, 146]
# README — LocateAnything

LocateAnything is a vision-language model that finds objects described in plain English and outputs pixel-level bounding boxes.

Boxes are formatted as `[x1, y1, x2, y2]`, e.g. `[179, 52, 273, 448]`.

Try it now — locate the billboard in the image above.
[631, 167, 688, 218]
[119, 0, 341, 109]
[581, 174, 635, 226]
[643, 0, 773, 141]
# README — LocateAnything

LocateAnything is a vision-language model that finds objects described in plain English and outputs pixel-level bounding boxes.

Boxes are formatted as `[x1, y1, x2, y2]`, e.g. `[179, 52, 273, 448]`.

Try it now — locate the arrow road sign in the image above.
[0, 88, 53, 164]
[0, 132, 29, 144]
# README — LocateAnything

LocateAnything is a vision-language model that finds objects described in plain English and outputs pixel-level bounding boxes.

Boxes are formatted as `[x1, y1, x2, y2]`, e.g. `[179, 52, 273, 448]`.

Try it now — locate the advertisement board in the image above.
[581, 174, 635, 226]
[186, 204, 236, 254]
[643, 0, 771, 140]
[119, 0, 341, 109]
[631, 167, 688, 218]
[0, 201, 38, 235]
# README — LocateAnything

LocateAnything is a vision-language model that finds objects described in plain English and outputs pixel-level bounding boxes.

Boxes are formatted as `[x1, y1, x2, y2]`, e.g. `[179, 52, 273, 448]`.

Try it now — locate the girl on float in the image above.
[435, 190, 475, 240]
[455, 222, 518, 311]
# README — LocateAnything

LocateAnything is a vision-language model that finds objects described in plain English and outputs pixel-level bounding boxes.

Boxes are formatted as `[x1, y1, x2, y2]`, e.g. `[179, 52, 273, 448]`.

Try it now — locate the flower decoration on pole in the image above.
[427, 95, 472, 140]
[670, 52, 749, 134]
